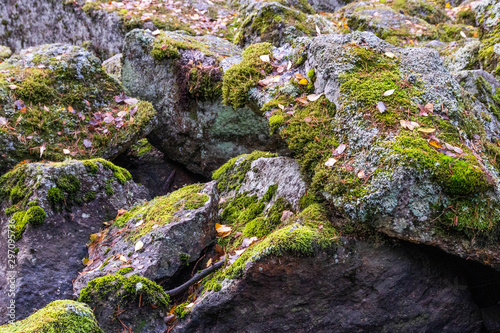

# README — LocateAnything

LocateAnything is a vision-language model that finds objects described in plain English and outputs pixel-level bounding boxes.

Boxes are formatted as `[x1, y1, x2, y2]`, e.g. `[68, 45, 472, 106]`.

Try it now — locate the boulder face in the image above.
[0, 0, 125, 59]
[0, 43, 157, 175]
[122, 29, 287, 177]
[72, 181, 219, 297]
[0, 159, 149, 323]
[173, 240, 482, 333]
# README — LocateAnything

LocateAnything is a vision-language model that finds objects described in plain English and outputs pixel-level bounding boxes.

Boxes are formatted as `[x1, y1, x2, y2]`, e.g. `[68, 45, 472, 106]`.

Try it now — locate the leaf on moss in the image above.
[383, 89, 395, 96]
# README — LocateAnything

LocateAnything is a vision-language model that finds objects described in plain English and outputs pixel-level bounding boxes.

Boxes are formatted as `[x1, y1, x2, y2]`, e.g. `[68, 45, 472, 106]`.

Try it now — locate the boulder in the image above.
[72, 181, 219, 296]
[173, 239, 482, 332]
[233, 0, 337, 47]
[78, 274, 170, 333]
[0, 300, 103, 333]
[474, 0, 500, 77]
[0, 43, 157, 175]
[122, 29, 287, 177]
[0, 159, 149, 323]
[102, 53, 122, 83]
[218, 30, 500, 270]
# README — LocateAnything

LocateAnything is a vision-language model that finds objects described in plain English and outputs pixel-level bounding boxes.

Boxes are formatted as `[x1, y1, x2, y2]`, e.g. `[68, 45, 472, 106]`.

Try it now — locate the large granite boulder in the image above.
[0, 43, 157, 175]
[122, 29, 288, 177]
[73, 181, 219, 296]
[0, 159, 149, 323]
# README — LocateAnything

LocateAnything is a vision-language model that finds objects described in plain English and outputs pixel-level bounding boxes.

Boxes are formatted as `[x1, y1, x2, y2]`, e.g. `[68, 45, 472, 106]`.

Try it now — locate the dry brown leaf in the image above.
[324, 158, 337, 167]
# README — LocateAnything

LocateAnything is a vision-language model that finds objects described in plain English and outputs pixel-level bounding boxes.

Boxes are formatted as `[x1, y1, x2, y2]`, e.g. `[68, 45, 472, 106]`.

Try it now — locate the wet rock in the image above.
[78, 274, 170, 333]
[113, 139, 207, 198]
[0, 300, 103, 332]
[233, 0, 337, 47]
[72, 181, 218, 296]
[173, 239, 482, 332]
[0, 43, 157, 175]
[0, 159, 148, 323]
[122, 29, 287, 177]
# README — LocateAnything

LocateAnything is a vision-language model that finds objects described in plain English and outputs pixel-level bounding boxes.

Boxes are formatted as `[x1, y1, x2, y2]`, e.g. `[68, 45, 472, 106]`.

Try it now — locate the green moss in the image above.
[222, 43, 273, 109]
[151, 32, 219, 61]
[92, 158, 132, 184]
[112, 183, 208, 241]
[173, 301, 191, 319]
[12, 211, 27, 241]
[392, 0, 448, 24]
[56, 175, 81, 194]
[213, 150, 277, 193]
[105, 184, 114, 196]
[262, 184, 278, 202]
[187, 67, 223, 101]
[179, 253, 190, 266]
[116, 267, 133, 275]
[392, 134, 491, 196]
[48, 187, 64, 205]
[0, 300, 103, 333]
[79, 274, 170, 311]
[83, 160, 99, 174]
[268, 113, 285, 134]
[83, 191, 96, 202]
[456, 10, 476, 26]
[22, 206, 46, 225]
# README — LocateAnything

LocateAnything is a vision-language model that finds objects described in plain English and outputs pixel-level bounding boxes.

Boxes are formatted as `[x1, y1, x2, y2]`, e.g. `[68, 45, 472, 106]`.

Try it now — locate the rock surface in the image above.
[0, 43, 157, 175]
[174, 240, 482, 333]
[73, 181, 218, 296]
[122, 29, 287, 177]
[0, 159, 148, 323]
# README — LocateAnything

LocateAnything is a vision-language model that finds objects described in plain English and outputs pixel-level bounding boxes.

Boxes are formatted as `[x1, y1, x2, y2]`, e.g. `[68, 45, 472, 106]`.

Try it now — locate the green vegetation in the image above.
[151, 32, 220, 61]
[117, 267, 134, 275]
[112, 183, 209, 241]
[79, 274, 170, 311]
[0, 300, 103, 333]
[222, 43, 274, 109]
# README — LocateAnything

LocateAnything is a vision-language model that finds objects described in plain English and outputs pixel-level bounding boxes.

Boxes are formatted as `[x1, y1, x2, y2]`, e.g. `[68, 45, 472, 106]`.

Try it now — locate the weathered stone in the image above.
[122, 29, 287, 177]
[0, 43, 157, 175]
[442, 39, 481, 72]
[0, 159, 148, 323]
[72, 181, 219, 297]
[102, 53, 122, 83]
[174, 239, 482, 332]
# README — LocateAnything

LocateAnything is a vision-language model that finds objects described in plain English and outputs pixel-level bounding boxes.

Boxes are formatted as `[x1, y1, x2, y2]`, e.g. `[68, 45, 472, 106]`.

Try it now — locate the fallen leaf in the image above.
[124, 98, 138, 105]
[68, 106, 75, 113]
[19, 107, 26, 114]
[44, 105, 50, 112]
[287, 61, 292, 70]
[385, 51, 395, 58]
[119, 255, 127, 262]
[281, 210, 293, 222]
[206, 258, 213, 267]
[259, 54, 270, 62]
[417, 127, 436, 133]
[241, 237, 258, 248]
[117, 208, 127, 216]
[295, 73, 305, 80]
[63, 149, 71, 155]
[325, 158, 337, 167]
[0, 117, 7, 126]
[235, 249, 246, 256]
[14, 100, 25, 109]
[424, 102, 434, 113]
[8, 84, 17, 90]
[298, 78, 308, 85]
[357, 170, 365, 179]
[460, 31, 467, 38]
[376, 102, 387, 113]
[418, 104, 428, 116]
[383, 89, 395, 96]
[278, 104, 285, 110]
[315, 25, 321, 35]
[444, 150, 457, 157]
[296, 97, 309, 105]
[39, 144, 46, 158]
[307, 93, 323, 101]
[333, 143, 346, 156]
[428, 138, 444, 149]
[400, 120, 420, 130]
[83, 139, 92, 148]
[152, 29, 162, 36]
[135, 240, 144, 252]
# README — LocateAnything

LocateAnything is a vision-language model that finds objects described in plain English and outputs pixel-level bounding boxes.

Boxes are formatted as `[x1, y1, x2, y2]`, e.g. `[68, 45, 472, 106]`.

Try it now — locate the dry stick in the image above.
[165, 260, 225, 297]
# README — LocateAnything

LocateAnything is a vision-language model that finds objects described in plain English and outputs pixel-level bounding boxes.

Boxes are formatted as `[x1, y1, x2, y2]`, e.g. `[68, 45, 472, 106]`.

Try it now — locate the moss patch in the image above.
[222, 43, 273, 109]
[0, 300, 103, 333]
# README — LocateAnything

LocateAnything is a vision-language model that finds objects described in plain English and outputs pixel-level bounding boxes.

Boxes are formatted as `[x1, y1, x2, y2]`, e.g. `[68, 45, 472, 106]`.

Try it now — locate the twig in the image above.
[165, 260, 224, 297]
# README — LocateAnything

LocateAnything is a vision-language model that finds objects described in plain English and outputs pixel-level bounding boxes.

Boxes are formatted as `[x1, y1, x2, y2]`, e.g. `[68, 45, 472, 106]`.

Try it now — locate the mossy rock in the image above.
[78, 274, 169, 333]
[0, 300, 103, 333]
[0, 43, 157, 174]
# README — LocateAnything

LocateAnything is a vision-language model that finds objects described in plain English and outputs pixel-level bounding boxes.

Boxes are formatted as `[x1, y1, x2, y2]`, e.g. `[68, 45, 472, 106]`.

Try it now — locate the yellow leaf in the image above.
[445, 2, 451, 8]
[428, 139, 444, 149]
[299, 78, 309, 85]
[417, 127, 436, 133]
[206, 258, 213, 267]
[215, 223, 222, 230]
[217, 226, 232, 233]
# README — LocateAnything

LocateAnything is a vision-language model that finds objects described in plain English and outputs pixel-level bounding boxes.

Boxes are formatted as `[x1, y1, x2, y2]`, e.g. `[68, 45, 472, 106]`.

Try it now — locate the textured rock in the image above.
[122, 29, 287, 177]
[0, 0, 125, 59]
[233, 0, 337, 47]
[173, 239, 482, 332]
[0, 43, 157, 175]
[442, 39, 481, 72]
[102, 53, 122, 83]
[72, 181, 219, 297]
[0, 159, 148, 323]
